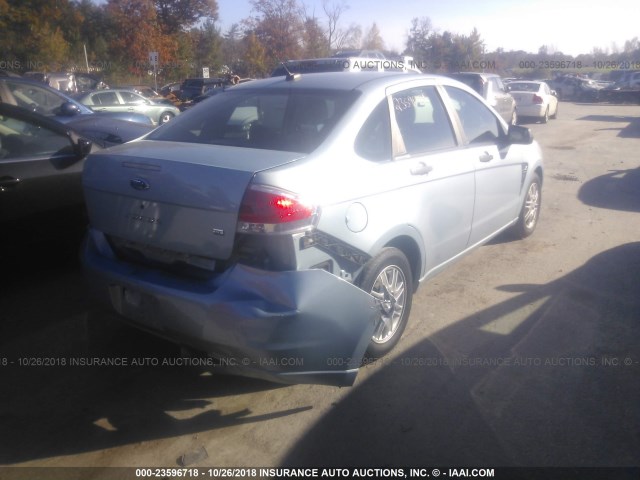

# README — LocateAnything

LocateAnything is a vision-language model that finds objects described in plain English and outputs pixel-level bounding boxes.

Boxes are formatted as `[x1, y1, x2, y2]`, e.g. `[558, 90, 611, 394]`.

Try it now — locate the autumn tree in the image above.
[192, 19, 223, 74]
[247, 0, 303, 66]
[105, 0, 177, 78]
[222, 24, 247, 75]
[1, 0, 79, 71]
[243, 32, 269, 77]
[154, 0, 218, 34]
[334, 23, 361, 50]
[322, 0, 348, 52]
[302, 15, 329, 58]
[405, 17, 433, 59]
[361, 23, 384, 50]
[405, 18, 485, 72]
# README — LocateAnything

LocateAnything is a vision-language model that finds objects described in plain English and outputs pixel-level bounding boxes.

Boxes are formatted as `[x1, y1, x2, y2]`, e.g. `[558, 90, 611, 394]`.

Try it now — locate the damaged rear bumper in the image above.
[81, 229, 377, 386]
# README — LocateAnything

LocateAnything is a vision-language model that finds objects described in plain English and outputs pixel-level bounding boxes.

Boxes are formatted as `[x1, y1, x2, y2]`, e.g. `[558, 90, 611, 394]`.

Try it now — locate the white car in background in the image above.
[507, 81, 558, 123]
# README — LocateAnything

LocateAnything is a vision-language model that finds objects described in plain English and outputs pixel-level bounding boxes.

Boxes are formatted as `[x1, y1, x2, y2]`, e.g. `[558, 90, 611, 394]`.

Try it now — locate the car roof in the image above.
[227, 71, 448, 93]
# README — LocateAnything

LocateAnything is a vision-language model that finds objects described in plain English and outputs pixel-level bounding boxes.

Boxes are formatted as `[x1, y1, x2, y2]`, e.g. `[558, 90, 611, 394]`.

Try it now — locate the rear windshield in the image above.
[148, 89, 360, 153]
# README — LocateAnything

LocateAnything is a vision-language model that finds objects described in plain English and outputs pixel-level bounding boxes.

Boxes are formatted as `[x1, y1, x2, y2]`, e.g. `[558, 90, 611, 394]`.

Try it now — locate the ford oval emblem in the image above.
[130, 178, 150, 191]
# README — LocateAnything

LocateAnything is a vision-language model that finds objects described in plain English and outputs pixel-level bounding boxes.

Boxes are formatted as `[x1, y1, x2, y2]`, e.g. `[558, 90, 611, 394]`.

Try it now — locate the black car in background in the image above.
[178, 77, 229, 101]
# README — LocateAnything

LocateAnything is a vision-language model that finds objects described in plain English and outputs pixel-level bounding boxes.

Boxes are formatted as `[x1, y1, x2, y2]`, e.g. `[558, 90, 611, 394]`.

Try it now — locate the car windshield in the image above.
[148, 89, 359, 153]
[509, 83, 540, 92]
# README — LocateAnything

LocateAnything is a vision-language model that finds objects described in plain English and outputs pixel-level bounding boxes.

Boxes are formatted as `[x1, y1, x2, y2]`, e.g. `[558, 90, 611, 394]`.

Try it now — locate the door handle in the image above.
[0, 176, 21, 191]
[410, 162, 433, 176]
[479, 151, 494, 162]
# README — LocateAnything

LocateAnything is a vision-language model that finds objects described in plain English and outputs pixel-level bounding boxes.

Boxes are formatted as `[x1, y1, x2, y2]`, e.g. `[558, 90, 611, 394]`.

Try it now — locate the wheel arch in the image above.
[535, 165, 544, 185]
[383, 235, 423, 293]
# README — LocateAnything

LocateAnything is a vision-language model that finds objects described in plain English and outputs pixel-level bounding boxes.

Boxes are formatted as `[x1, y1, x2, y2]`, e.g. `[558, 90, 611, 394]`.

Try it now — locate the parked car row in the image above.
[4, 64, 548, 387]
[22, 71, 108, 93]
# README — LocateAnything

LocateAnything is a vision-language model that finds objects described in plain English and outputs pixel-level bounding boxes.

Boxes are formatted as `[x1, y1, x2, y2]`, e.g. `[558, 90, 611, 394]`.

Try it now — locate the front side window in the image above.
[149, 89, 359, 154]
[91, 92, 119, 106]
[391, 86, 457, 155]
[444, 86, 502, 145]
[6, 81, 65, 115]
[0, 115, 71, 159]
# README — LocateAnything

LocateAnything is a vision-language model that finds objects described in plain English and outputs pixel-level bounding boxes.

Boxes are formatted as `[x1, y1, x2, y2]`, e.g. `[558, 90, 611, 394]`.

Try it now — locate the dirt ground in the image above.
[1, 101, 639, 478]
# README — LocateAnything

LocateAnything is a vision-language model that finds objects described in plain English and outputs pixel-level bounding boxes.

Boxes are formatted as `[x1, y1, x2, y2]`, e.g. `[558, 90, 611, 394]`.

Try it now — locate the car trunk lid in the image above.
[82, 140, 303, 262]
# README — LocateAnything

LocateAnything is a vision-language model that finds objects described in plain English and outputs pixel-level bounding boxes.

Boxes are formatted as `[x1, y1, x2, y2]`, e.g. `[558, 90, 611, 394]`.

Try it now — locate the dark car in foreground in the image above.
[0, 103, 152, 223]
[81, 72, 543, 386]
[0, 77, 152, 125]
[0, 103, 95, 222]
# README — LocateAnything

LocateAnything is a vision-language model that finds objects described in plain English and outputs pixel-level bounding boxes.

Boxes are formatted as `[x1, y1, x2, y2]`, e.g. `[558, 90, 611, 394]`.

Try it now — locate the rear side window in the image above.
[355, 100, 391, 161]
[119, 91, 146, 104]
[149, 89, 359, 153]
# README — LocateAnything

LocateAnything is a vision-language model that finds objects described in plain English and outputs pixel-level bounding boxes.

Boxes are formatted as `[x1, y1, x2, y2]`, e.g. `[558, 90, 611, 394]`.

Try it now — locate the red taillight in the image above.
[533, 94, 543, 104]
[238, 185, 316, 233]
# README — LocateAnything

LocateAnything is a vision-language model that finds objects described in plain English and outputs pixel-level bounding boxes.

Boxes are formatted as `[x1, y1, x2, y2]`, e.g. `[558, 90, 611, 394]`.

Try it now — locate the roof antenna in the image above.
[279, 60, 301, 81]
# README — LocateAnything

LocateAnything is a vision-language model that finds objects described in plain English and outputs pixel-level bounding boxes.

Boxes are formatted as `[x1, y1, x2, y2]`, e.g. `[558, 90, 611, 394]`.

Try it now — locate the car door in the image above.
[541, 82, 557, 115]
[442, 85, 523, 246]
[0, 109, 85, 221]
[354, 84, 476, 277]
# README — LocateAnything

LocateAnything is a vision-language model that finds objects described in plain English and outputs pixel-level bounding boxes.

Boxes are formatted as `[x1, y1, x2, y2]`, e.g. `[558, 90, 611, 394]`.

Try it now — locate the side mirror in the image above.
[551, 90, 558, 97]
[60, 101, 81, 116]
[507, 124, 533, 145]
[73, 137, 93, 158]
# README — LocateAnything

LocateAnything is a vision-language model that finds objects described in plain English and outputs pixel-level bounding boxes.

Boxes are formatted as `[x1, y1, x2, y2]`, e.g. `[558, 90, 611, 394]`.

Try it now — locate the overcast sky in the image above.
[219, 0, 639, 57]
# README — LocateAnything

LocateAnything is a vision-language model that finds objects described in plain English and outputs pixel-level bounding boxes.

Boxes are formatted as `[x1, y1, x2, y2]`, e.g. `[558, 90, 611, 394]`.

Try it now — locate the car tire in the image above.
[512, 173, 541, 239]
[358, 247, 413, 358]
[511, 109, 518, 125]
[159, 112, 175, 124]
[541, 107, 549, 124]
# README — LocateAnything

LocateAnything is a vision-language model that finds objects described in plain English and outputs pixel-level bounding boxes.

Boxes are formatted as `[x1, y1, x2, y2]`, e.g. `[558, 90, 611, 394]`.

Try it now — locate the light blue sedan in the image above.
[81, 72, 543, 386]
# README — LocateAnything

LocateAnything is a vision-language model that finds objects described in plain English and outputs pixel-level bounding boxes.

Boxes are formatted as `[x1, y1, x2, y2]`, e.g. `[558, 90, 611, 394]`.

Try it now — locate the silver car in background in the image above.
[81, 72, 543, 386]
[75, 89, 180, 125]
